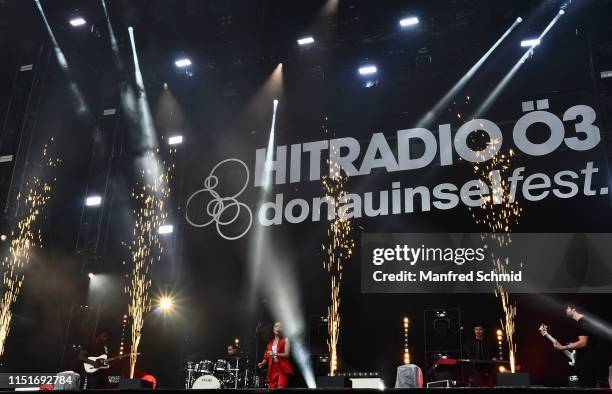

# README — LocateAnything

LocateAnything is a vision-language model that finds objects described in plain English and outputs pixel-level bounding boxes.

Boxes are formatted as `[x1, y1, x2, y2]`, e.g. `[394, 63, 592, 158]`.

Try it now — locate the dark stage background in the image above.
[0, 0, 611, 389]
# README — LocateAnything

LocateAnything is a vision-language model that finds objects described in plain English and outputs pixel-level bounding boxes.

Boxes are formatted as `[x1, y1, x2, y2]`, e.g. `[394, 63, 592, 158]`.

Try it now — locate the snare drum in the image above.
[192, 374, 222, 389]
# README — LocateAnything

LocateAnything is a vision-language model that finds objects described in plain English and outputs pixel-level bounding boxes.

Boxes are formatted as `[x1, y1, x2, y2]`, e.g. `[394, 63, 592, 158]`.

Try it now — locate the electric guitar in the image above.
[538, 324, 576, 366]
[84, 353, 140, 373]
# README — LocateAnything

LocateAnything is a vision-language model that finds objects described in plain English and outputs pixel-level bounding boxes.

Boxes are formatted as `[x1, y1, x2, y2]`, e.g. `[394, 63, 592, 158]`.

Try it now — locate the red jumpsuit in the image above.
[263, 338, 293, 388]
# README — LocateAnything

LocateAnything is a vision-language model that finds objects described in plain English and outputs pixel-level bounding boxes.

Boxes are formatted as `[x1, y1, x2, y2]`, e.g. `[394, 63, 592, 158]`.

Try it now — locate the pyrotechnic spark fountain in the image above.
[321, 118, 355, 375]
[125, 148, 175, 378]
[0, 142, 60, 357]
[468, 132, 522, 372]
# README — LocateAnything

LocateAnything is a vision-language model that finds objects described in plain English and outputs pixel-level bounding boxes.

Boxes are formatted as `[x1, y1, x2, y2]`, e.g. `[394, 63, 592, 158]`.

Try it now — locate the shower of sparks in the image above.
[494, 256, 518, 372]
[321, 117, 355, 375]
[468, 131, 522, 373]
[125, 148, 175, 378]
[0, 142, 60, 357]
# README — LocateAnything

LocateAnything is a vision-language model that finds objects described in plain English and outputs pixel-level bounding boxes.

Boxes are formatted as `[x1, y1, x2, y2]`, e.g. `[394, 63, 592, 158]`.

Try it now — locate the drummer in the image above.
[227, 344, 240, 357]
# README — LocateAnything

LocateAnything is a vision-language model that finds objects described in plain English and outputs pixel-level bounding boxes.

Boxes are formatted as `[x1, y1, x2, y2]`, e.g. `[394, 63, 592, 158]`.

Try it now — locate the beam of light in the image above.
[416, 17, 522, 128]
[472, 10, 564, 118]
[248, 101, 316, 388]
[263, 100, 279, 191]
[33, 0, 89, 116]
[247, 63, 284, 301]
[322, 122, 355, 376]
[358, 65, 377, 76]
[399, 17, 419, 27]
[535, 295, 612, 344]
[0, 142, 60, 357]
[297, 36, 315, 46]
[125, 26, 175, 378]
[100, 0, 121, 66]
[468, 134, 523, 373]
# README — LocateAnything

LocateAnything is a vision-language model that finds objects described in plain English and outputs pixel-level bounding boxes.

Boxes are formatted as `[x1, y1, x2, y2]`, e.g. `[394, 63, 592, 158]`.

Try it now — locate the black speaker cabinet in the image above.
[316, 375, 352, 388]
[118, 378, 154, 389]
[496, 372, 530, 387]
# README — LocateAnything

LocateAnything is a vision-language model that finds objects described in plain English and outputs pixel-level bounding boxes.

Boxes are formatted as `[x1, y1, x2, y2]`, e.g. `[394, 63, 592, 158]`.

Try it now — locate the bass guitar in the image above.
[539, 324, 576, 366]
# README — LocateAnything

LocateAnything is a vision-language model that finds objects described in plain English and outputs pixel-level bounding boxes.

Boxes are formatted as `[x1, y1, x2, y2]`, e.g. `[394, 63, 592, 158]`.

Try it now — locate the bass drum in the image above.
[191, 375, 222, 389]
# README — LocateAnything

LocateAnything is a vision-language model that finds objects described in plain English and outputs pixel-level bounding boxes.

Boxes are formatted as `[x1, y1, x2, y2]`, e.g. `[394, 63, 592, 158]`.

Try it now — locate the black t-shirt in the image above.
[463, 337, 495, 360]
[575, 317, 599, 363]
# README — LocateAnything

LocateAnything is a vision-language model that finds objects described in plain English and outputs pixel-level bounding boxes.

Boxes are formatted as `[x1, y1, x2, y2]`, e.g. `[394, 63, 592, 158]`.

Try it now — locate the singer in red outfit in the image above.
[258, 322, 294, 388]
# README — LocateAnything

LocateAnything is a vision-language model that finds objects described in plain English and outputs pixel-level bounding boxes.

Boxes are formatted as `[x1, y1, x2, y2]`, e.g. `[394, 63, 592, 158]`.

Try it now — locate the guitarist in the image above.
[77, 328, 112, 389]
[552, 304, 603, 387]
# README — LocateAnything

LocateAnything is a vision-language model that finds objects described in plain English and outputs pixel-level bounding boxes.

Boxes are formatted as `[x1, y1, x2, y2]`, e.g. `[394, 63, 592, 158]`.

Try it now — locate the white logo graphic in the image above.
[185, 158, 253, 240]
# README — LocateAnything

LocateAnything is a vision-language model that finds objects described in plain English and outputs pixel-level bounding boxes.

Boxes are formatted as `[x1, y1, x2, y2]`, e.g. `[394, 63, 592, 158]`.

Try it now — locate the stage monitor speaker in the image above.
[118, 378, 154, 389]
[496, 372, 530, 387]
[316, 376, 351, 388]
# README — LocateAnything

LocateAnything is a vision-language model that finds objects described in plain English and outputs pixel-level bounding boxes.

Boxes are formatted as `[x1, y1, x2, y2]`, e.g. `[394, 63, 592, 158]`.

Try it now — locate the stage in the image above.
[1, 388, 606, 393]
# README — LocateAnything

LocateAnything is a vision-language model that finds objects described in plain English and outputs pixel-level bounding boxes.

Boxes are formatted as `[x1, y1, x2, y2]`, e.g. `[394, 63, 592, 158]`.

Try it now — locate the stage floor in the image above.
[4, 388, 606, 393]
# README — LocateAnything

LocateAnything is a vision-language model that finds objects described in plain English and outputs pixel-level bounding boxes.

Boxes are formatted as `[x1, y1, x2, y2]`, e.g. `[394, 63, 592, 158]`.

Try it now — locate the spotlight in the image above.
[559, 9, 565, 15]
[88, 273, 94, 279]
[0, 234, 6, 242]
[174, 58, 192, 68]
[168, 135, 183, 145]
[85, 195, 102, 207]
[158, 296, 174, 311]
[399, 16, 419, 27]
[158, 224, 174, 234]
[69, 17, 86, 27]
[297, 36, 315, 45]
[496, 329, 503, 336]
[516, 17, 523, 23]
[520, 38, 540, 47]
[358, 65, 377, 76]
[601, 70, 612, 79]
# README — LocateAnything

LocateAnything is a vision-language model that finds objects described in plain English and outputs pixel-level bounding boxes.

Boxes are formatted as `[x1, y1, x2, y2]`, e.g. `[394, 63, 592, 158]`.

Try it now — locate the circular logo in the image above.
[185, 158, 253, 240]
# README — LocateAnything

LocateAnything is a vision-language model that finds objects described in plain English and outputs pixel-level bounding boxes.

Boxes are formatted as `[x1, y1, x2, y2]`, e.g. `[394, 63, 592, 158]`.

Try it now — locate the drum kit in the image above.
[185, 356, 267, 389]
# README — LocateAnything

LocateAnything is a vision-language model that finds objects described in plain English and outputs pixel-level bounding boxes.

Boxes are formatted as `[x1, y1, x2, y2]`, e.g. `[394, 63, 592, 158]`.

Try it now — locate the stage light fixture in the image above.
[601, 70, 612, 79]
[69, 17, 86, 27]
[358, 65, 377, 76]
[297, 36, 315, 45]
[85, 195, 102, 207]
[520, 38, 540, 47]
[158, 224, 173, 234]
[158, 296, 174, 311]
[399, 17, 419, 27]
[168, 135, 183, 145]
[174, 58, 192, 68]
[88, 273, 94, 279]
[0, 235, 6, 242]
